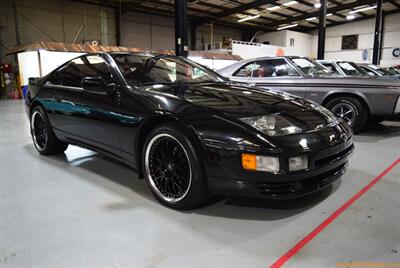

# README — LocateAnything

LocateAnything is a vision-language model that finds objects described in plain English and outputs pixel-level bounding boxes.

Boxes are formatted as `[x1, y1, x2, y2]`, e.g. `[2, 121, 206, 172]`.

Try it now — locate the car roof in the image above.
[239, 55, 306, 62]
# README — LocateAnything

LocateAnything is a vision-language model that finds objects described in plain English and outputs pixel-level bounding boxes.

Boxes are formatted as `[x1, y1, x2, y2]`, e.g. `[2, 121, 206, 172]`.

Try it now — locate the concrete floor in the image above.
[0, 99, 399, 268]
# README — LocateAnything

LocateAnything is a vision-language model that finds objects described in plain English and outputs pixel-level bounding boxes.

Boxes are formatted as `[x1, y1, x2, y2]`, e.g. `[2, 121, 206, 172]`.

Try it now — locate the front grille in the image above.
[258, 163, 346, 197]
[315, 145, 353, 167]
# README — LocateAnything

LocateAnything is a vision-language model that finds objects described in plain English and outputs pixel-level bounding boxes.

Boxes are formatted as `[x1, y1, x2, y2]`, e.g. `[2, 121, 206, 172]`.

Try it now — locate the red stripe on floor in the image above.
[270, 158, 400, 268]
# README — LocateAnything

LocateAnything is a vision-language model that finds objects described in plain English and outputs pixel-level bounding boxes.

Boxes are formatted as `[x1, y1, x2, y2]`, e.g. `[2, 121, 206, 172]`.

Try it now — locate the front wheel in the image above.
[31, 106, 68, 155]
[142, 123, 209, 210]
[325, 97, 368, 133]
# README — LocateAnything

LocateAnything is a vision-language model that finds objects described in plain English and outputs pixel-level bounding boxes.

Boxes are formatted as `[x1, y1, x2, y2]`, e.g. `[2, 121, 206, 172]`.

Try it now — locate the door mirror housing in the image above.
[82, 77, 110, 93]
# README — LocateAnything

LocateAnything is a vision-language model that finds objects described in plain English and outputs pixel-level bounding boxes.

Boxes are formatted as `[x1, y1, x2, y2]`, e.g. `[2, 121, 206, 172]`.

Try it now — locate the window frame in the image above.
[59, 54, 115, 89]
[232, 62, 256, 78]
[250, 58, 301, 79]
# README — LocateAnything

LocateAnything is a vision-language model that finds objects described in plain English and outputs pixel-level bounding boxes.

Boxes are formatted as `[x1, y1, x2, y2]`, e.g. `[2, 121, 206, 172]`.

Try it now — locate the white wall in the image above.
[285, 31, 313, 57]
[256, 31, 286, 46]
[256, 30, 312, 57]
[232, 41, 283, 59]
[311, 13, 400, 66]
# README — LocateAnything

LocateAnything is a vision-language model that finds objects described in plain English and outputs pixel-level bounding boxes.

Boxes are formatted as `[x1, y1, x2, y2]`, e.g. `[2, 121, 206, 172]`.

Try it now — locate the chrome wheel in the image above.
[31, 111, 48, 150]
[145, 133, 192, 203]
[331, 103, 356, 126]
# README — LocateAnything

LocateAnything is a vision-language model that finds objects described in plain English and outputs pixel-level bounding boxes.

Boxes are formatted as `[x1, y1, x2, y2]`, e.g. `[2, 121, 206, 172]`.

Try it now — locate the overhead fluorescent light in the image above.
[349, 5, 376, 14]
[314, 2, 321, 8]
[266, 6, 281, 11]
[238, 15, 260, 22]
[277, 24, 298, 30]
[306, 17, 317, 21]
[283, 1, 298, 6]
[346, 14, 356, 20]
[327, 13, 333, 16]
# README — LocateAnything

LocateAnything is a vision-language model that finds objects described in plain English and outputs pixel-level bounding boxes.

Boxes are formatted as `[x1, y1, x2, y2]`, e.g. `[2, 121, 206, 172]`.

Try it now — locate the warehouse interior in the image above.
[1, 0, 400, 267]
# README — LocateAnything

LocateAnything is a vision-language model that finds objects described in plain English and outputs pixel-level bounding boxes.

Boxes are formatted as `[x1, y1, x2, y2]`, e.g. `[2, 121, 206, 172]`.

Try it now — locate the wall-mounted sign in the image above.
[362, 49, 368, 61]
[393, 48, 400, 58]
[342, 34, 358, 50]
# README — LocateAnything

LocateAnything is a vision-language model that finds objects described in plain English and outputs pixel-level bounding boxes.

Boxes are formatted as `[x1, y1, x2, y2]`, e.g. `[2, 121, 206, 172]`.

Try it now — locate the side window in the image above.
[252, 59, 299, 78]
[45, 70, 61, 85]
[233, 62, 255, 77]
[112, 54, 146, 84]
[321, 63, 333, 71]
[60, 55, 112, 88]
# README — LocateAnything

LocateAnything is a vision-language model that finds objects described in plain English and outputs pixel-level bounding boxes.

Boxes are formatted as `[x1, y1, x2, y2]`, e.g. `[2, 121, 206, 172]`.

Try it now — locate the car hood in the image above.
[139, 82, 337, 131]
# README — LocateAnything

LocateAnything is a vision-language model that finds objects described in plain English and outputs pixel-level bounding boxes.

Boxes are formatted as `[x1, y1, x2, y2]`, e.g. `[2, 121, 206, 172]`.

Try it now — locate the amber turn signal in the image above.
[242, 153, 257, 170]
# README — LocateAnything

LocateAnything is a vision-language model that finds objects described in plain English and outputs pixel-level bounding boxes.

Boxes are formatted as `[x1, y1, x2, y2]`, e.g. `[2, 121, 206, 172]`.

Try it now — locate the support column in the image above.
[174, 0, 188, 57]
[317, 0, 326, 60]
[115, 6, 122, 46]
[11, 0, 21, 45]
[372, 0, 383, 65]
[190, 23, 197, 50]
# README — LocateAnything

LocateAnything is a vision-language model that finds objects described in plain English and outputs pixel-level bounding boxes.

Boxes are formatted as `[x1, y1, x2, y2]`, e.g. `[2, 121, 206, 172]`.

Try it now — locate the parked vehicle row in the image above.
[317, 60, 400, 80]
[26, 53, 355, 209]
[218, 56, 400, 133]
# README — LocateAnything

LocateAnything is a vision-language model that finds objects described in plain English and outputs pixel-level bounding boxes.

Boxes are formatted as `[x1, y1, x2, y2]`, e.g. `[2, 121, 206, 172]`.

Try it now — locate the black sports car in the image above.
[26, 52, 354, 209]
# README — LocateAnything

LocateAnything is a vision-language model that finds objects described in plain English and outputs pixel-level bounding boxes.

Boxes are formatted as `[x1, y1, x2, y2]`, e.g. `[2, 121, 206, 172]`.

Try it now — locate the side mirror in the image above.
[82, 77, 109, 93]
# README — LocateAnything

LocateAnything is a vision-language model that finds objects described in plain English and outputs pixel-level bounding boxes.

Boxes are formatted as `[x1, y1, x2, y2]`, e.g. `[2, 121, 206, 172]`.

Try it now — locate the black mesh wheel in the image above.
[142, 123, 209, 210]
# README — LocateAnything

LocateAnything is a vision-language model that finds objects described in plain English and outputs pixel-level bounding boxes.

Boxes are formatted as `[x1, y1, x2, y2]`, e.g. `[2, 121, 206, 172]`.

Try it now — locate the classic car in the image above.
[26, 52, 354, 210]
[385, 66, 400, 75]
[218, 56, 400, 132]
[358, 64, 400, 79]
[317, 60, 369, 77]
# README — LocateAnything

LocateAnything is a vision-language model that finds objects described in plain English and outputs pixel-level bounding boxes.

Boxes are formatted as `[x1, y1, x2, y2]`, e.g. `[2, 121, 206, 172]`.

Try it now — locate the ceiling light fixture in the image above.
[314, 2, 321, 8]
[283, 1, 298, 6]
[306, 17, 317, 21]
[349, 5, 377, 14]
[346, 14, 356, 20]
[238, 15, 261, 22]
[266, 6, 281, 11]
[277, 24, 298, 30]
[327, 13, 333, 16]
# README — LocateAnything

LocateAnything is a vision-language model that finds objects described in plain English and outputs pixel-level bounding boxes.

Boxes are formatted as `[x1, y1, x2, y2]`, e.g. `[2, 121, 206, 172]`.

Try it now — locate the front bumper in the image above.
[205, 136, 354, 199]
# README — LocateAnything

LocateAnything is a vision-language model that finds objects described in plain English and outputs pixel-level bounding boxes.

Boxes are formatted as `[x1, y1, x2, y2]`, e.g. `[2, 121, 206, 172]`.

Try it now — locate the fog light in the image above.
[242, 154, 280, 173]
[289, 156, 308, 171]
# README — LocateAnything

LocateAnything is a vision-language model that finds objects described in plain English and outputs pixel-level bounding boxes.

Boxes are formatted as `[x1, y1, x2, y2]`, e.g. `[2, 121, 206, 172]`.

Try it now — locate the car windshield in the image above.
[112, 54, 225, 86]
[337, 61, 369, 76]
[290, 58, 333, 77]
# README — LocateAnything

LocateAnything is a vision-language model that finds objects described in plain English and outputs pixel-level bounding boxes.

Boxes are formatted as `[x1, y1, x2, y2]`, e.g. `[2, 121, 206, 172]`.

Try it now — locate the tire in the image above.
[142, 123, 209, 210]
[325, 97, 368, 133]
[30, 106, 68, 155]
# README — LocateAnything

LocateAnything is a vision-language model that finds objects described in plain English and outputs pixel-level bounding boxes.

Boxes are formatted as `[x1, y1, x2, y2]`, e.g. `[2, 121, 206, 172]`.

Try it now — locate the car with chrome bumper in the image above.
[218, 56, 400, 133]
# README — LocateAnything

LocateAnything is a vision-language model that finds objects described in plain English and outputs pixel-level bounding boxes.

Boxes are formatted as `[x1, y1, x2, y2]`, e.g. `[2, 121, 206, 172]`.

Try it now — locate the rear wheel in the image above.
[142, 123, 208, 210]
[325, 97, 368, 133]
[31, 106, 68, 155]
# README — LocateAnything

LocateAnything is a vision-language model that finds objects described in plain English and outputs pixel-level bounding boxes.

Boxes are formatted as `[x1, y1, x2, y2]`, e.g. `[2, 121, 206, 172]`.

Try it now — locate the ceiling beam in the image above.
[195, 0, 277, 24]
[264, 0, 377, 28]
[388, 0, 400, 9]
[308, 8, 400, 30]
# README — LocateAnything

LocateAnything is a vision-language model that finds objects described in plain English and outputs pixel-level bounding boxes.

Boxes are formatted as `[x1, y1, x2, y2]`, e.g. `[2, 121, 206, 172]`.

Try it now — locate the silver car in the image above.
[358, 64, 400, 79]
[218, 56, 400, 133]
[317, 60, 370, 77]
